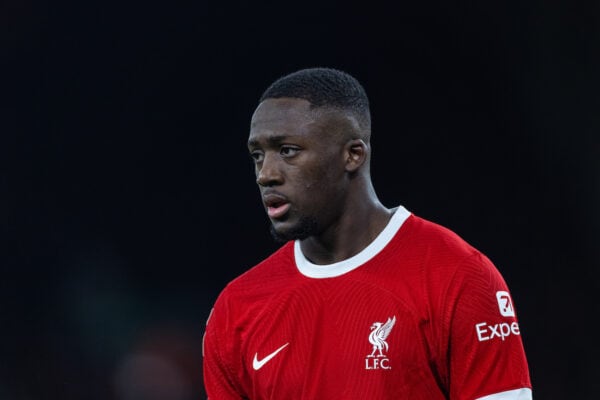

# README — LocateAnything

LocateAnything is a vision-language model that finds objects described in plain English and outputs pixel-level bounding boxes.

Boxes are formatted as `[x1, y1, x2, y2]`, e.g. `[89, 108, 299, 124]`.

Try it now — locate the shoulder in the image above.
[230, 241, 295, 288]
[405, 214, 513, 313]
[212, 241, 296, 308]
[402, 213, 482, 265]
[397, 213, 506, 293]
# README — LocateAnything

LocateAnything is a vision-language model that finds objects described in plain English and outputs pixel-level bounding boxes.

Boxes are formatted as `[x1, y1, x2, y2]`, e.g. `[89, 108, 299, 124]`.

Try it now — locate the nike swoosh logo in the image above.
[252, 342, 289, 370]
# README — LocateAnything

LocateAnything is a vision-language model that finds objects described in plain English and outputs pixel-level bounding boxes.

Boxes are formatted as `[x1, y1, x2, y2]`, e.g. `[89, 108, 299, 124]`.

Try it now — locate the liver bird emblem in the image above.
[368, 316, 396, 357]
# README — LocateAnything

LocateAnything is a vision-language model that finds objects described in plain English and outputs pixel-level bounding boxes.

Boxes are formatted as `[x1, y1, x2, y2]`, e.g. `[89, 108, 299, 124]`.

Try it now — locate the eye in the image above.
[250, 150, 264, 163]
[280, 146, 300, 157]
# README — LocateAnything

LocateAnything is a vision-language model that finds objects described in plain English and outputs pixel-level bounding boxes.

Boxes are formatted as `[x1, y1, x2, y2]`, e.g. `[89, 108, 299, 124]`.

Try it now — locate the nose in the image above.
[256, 153, 282, 187]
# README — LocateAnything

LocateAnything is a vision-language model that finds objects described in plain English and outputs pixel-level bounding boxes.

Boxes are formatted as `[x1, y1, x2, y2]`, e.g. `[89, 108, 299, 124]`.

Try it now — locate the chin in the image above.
[269, 226, 295, 243]
[269, 215, 318, 243]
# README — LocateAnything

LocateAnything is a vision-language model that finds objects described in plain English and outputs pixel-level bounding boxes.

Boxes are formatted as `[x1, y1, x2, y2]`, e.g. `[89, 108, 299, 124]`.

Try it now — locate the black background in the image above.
[3, 0, 599, 399]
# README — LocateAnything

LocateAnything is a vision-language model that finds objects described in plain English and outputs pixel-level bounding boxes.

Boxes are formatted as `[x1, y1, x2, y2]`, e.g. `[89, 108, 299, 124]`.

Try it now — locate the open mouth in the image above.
[263, 194, 291, 219]
[267, 202, 291, 219]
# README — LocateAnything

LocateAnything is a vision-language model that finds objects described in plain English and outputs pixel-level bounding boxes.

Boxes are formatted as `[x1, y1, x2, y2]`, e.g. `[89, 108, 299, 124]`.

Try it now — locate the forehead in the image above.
[248, 98, 319, 144]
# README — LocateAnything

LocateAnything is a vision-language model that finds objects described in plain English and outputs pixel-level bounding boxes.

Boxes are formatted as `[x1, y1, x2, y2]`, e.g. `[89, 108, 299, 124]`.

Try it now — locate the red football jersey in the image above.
[203, 207, 532, 399]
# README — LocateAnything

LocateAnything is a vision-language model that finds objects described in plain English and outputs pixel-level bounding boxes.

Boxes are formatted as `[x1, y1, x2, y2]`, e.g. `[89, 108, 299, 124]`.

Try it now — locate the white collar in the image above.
[294, 206, 411, 279]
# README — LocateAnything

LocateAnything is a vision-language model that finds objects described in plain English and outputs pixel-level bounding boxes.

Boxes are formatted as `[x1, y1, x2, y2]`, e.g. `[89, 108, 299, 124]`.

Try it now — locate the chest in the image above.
[237, 279, 444, 399]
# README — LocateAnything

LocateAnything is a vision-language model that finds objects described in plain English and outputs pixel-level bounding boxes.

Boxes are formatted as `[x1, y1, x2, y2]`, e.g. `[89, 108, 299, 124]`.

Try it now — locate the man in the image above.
[203, 67, 532, 399]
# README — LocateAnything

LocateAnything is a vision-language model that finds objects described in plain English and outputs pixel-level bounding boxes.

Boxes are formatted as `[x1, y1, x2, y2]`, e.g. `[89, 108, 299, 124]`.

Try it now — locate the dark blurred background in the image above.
[2, 0, 599, 399]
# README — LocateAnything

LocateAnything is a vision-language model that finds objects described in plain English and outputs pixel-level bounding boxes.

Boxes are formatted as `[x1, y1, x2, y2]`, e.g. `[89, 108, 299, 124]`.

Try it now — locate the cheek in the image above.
[294, 153, 346, 191]
[300, 167, 334, 190]
[299, 171, 344, 204]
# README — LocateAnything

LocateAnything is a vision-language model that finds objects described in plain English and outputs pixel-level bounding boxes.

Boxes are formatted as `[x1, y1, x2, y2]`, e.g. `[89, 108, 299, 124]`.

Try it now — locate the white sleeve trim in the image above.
[476, 388, 532, 400]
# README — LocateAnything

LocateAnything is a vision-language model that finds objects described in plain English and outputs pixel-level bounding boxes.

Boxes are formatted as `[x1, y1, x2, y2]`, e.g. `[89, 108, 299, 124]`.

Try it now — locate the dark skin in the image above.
[248, 97, 393, 265]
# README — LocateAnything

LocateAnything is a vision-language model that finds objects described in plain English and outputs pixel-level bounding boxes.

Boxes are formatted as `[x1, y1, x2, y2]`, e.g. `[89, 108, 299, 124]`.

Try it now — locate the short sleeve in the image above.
[444, 253, 532, 400]
[203, 293, 245, 400]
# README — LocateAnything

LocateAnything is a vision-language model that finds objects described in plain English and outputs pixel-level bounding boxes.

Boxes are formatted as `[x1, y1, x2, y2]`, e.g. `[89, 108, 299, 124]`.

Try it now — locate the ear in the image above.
[344, 139, 368, 172]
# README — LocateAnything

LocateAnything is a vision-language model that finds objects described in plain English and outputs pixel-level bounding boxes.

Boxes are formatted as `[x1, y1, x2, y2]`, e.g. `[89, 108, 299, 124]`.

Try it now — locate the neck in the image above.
[299, 196, 394, 265]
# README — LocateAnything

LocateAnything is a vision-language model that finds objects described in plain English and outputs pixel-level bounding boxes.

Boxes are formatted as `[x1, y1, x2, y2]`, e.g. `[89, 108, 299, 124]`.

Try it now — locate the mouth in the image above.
[262, 193, 291, 219]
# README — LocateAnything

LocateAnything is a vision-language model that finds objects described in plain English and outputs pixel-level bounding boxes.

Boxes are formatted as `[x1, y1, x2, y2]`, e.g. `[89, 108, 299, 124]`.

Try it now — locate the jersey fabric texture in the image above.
[203, 206, 532, 399]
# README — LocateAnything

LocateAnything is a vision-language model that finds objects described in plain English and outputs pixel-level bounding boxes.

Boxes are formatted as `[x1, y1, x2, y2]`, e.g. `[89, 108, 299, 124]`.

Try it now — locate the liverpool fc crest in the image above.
[365, 316, 396, 370]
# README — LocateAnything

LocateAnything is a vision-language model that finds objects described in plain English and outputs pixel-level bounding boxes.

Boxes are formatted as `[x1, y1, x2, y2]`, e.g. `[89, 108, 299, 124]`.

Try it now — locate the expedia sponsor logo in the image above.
[496, 291, 515, 317]
[475, 321, 521, 342]
[475, 291, 521, 342]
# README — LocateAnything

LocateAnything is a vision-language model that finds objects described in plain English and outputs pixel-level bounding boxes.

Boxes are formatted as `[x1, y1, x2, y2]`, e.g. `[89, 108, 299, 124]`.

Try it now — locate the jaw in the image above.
[269, 213, 320, 242]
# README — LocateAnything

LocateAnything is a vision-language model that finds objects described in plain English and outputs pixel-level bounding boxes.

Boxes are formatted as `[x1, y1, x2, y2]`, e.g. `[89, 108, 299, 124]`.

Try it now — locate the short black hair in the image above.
[259, 67, 371, 131]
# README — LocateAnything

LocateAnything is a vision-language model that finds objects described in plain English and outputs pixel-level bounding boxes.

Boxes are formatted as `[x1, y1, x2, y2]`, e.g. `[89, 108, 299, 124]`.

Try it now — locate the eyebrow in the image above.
[247, 134, 290, 148]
